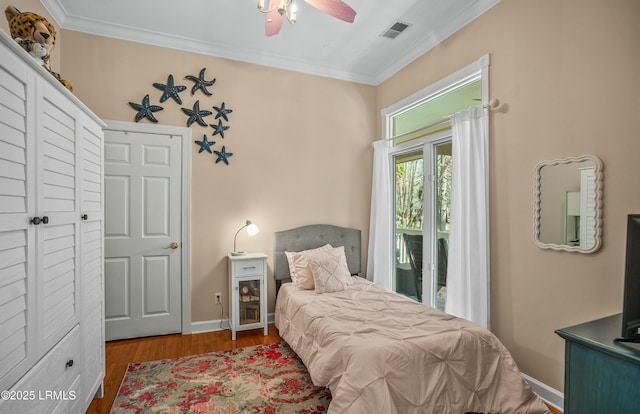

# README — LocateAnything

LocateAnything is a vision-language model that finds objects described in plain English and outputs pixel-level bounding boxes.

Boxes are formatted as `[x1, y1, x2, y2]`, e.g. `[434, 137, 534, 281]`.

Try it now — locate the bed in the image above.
[274, 224, 549, 414]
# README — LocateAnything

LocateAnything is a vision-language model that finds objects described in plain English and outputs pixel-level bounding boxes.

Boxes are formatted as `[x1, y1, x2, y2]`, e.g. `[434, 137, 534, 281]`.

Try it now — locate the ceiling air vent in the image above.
[381, 21, 411, 39]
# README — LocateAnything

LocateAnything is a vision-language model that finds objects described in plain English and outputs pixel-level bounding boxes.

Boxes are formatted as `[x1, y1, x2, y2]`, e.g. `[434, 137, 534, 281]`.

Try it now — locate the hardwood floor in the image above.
[86, 325, 562, 413]
[86, 325, 282, 414]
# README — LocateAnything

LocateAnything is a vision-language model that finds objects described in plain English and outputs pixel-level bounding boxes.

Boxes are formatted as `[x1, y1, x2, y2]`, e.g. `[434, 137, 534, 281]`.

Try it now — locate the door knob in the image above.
[169, 242, 179, 249]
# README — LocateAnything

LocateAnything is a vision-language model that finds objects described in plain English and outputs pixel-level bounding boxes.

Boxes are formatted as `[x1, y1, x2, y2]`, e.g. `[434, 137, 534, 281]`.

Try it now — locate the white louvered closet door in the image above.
[37, 82, 81, 353]
[79, 116, 105, 405]
[0, 37, 36, 393]
[0, 39, 81, 396]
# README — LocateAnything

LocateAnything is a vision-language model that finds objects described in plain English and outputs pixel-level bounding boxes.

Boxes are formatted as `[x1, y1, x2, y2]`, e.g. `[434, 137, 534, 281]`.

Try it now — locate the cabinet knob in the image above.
[65, 359, 74, 369]
[30, 216, 49, 225]
[81, 214, 88, 220]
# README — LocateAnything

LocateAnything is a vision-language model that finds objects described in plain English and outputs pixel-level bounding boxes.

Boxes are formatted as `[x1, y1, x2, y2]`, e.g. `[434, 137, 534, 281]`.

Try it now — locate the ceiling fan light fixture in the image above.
[258, 0, 297, 24]
[289, 3, 298, 22]
[259, 0, 356, 36]
[277, 0, 288, 15]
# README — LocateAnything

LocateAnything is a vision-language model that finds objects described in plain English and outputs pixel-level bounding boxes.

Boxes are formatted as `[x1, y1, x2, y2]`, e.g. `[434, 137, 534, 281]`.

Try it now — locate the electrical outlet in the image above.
[215, 292, 222, 304]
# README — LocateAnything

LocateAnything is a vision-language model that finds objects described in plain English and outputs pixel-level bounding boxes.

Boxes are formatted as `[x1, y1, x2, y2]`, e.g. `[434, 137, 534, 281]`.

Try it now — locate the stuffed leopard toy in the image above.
[5, 6, 73, 91]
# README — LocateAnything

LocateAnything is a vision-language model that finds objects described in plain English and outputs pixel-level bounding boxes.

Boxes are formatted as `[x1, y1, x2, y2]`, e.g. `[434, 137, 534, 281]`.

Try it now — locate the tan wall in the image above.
[377, 0, 640, 391]
[60, 32, 375, 320]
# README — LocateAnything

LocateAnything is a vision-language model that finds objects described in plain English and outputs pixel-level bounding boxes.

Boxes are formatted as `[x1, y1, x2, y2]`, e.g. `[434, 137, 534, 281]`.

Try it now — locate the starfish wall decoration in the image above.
[213, 102, 233, 121]
[211, 119, 230, 138]
[129, 94, 163, 123]
[185, 68, 216, 96]
[194, 135, 215, 154]
[214, 146, 233, 165]
[182, 100, 213, 127]
[153, 74, 187, 104]
[128, 68, 236, 166]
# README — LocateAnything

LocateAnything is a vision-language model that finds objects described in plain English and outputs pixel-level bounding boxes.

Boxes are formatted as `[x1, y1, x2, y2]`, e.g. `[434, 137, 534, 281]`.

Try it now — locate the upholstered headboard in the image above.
[274, 224, 361, 290]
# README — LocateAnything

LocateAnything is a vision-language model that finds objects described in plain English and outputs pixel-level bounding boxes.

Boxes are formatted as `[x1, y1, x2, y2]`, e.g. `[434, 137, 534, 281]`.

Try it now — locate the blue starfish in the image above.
[213, 102, 233, 122]
[194, 135, 215, 154]
[210, 119, 230, 138]
[185, 68, 216, 96]
[153, 74, 187, 104]
[129, 94, 163, 123]
[214, 146, 233, 165]
[182, 100, 212, 127]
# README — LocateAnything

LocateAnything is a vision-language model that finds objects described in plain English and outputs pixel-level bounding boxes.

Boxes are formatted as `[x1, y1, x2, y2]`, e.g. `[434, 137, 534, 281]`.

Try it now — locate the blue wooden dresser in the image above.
[556, 314, 640, 413]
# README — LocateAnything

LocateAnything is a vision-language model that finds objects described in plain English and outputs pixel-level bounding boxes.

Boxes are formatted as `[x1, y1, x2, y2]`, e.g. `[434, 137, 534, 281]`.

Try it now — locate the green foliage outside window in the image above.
[396, 159, 424, 230]
[395, 153, 451, 232]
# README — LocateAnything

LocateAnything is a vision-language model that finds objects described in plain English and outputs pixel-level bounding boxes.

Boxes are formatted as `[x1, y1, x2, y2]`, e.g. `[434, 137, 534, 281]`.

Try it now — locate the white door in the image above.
[104, 129, 182, 340]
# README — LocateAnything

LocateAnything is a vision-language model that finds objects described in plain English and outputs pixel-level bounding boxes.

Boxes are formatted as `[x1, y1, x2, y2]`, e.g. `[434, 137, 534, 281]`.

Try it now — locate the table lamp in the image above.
[232, 219, 259, 256]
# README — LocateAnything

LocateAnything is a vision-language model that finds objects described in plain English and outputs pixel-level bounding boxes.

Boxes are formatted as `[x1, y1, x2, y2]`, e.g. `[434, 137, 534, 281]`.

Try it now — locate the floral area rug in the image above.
[111, 342, 331, 413]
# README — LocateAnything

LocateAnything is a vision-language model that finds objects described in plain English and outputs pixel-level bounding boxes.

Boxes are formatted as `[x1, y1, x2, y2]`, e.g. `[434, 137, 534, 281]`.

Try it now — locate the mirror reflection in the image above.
[534, 155, 603, 253]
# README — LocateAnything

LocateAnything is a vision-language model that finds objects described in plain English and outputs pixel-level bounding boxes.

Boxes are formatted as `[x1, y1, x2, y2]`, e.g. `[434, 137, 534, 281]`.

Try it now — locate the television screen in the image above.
[621, 214, 640, 342]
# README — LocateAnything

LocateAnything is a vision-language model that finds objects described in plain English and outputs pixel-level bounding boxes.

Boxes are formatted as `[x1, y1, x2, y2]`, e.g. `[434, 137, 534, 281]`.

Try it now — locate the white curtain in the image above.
[445, 106, 490, 328]
[367, 139, 393, 288]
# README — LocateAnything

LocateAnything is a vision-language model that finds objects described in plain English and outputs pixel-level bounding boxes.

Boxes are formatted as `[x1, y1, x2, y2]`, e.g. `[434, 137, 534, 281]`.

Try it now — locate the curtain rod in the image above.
[381, 99, 500, 142]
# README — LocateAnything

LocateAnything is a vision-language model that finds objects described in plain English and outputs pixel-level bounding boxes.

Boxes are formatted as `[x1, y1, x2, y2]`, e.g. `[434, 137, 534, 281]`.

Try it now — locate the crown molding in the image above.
[39, 0, 500, 86]
[40, 0, 69, 27]
[39, 0, 378, 84]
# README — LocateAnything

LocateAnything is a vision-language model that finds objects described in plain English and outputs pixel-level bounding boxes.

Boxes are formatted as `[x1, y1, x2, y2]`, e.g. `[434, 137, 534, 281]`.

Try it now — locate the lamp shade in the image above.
[232, 220, 259, 256]
[247, 222, 260, 236]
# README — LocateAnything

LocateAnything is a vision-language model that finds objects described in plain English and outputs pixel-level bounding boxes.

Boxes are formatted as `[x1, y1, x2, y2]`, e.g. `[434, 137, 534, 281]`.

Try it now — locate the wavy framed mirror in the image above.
[534, 155, 603, 253]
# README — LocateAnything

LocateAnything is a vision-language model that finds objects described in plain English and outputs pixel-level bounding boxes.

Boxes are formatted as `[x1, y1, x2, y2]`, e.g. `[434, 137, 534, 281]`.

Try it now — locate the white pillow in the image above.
[285, 244, 332, 289]
[308, 246, 353, 294]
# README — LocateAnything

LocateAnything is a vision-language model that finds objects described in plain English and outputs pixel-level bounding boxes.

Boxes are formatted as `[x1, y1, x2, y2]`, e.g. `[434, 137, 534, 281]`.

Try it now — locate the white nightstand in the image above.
[228, 253, 268, 340]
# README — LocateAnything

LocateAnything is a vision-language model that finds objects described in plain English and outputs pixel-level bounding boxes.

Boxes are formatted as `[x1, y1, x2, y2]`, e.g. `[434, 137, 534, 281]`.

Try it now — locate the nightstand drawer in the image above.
[233, 259, 264, 276]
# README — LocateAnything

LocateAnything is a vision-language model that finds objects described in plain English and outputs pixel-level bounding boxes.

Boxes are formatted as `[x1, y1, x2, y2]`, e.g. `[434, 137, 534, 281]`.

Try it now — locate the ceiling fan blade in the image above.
[304, 0, 357, 23]
[266, 7, 285, 36]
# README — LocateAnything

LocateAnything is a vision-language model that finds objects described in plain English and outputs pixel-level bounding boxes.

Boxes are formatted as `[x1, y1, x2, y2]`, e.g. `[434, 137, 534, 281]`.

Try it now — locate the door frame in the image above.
[103, 120, 192, 334]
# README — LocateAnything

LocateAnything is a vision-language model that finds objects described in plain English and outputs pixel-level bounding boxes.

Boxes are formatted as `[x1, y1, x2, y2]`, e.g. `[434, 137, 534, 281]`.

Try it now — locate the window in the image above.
[382, 55, 489, 311]
[391, 134, 452, 310]
[394, 148, 424, 302]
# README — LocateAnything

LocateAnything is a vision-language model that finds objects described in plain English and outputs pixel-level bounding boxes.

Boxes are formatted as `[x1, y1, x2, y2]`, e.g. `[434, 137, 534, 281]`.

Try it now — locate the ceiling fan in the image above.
[257, 0, 357, 36]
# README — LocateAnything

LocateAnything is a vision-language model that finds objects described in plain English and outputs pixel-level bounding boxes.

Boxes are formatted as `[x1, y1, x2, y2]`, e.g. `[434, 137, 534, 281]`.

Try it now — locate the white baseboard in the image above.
[522, 373, 564, 412]
[191, 313, 275, 335]
[190, 319, 229, 334]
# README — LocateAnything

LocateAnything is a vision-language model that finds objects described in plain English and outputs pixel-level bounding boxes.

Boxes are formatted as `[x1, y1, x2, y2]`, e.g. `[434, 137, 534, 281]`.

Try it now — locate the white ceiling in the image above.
[41, 0, 500, 85]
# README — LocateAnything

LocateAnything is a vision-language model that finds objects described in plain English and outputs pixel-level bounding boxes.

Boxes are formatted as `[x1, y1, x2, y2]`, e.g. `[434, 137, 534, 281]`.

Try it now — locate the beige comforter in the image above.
[275, 277, 549, 414]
